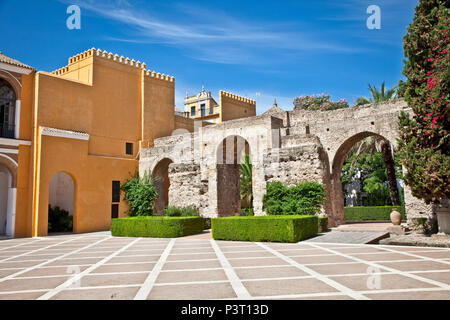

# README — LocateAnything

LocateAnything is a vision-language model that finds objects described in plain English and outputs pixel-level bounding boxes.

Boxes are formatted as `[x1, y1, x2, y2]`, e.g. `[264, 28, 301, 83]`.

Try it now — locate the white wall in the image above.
[49, 172, 74, 216]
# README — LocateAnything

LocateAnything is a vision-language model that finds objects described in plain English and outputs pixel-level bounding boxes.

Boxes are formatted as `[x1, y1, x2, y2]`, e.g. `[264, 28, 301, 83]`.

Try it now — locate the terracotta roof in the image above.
[0, 52, 34, 70]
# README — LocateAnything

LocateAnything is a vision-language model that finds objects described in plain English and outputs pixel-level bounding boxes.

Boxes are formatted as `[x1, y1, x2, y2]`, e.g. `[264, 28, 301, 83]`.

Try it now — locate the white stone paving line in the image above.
[256, 242, 370, 300]
[0, 239, 44, 252]
[307, 243, 450, 290]
[0, 237, 111, 283]
[37, 237, 142, 300]
[133, 238, 176, 300]
[210, 239, 252, 299]
[374, 245, 450, 265]
[310, 241, 450, 250]
[0, 236, 90, 263]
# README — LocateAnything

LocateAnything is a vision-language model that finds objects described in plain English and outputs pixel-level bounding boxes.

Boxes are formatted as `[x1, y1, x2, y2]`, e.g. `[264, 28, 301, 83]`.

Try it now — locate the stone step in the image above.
[305, 231, 390, 244]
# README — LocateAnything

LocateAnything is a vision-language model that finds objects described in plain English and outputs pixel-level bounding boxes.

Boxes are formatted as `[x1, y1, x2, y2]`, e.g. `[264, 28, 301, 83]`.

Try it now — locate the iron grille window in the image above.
[0, 79, 16, 139]
[112, 181, 120, 202]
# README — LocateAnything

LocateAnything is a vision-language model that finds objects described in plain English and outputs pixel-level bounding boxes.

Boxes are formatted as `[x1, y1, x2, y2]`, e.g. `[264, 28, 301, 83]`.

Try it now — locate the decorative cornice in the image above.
[41, 127, 90, 141]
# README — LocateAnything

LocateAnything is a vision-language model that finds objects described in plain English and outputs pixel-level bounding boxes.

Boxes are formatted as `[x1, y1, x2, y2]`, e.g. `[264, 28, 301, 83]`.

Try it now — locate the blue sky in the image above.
[0, 0, 417, 114]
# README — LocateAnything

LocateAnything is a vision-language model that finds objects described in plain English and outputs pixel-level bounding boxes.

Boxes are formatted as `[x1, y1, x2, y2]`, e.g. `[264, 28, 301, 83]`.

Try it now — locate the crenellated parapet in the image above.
[51, 48, 174, 83]
[219, 90, 256, 105]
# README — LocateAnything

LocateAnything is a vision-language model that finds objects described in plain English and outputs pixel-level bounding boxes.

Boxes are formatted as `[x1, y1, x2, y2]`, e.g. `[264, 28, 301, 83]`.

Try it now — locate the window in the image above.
[112, 181, 120, 202]
[191, 106, 195, 116]
[0, 79, 16, 139]
[126, 142, 133, 155]
[200, 104, 206, 117]
[111, 204, 119, 219]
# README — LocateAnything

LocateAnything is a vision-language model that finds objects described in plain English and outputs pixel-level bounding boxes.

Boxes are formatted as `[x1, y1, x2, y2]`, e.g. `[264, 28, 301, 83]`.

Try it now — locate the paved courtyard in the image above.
[0, 232, 449, 300]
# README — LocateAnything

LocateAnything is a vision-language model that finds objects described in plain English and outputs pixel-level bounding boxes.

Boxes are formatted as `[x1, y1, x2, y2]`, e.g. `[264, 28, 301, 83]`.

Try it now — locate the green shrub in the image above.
[164, 206, 199, 217]
[212, 215, 318, 243]
[318, 216, 328, 233]
[344, 206, 406, 221]
[111, 216, 204, 238]
[263, 181, 325, 215]
[121, 172, 158, 216]
[48, 205, 73, 233]
[241, 208, 254, 216]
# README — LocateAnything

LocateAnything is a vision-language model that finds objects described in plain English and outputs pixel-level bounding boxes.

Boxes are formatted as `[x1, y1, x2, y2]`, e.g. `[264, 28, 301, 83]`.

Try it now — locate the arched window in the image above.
[0, 79, 16, 138]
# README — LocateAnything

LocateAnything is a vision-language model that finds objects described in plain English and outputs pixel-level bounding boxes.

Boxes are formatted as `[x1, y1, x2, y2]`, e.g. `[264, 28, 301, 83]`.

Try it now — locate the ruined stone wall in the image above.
[168, 163, 208, 213]
[139, 99, 434, 228]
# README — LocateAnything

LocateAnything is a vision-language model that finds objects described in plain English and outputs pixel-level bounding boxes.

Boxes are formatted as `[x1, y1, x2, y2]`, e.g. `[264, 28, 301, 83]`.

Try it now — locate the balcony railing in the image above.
[0, 123, 15, 139]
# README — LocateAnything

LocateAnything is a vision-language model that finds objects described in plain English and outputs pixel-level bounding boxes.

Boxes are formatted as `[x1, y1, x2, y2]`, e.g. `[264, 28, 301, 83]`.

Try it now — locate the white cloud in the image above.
[65, 0, 361, 65]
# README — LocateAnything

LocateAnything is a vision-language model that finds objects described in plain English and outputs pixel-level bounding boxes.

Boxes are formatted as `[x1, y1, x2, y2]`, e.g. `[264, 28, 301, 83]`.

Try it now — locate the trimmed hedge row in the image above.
[211, 215, 318, 243]
[111, 216, 205, 238]
[344, 206, 406, 221]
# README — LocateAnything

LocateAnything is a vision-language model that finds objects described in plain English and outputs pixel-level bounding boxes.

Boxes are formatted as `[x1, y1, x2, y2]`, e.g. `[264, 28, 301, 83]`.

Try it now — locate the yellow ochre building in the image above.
[0, 48, 256, 238]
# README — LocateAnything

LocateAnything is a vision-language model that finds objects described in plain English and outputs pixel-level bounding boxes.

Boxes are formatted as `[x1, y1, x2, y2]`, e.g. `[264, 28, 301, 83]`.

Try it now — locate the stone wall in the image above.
[139, 99, 434, 228]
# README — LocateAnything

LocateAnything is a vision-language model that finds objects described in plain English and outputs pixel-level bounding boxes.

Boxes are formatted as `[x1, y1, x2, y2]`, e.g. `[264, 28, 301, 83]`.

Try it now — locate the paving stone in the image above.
[79, 272, 149, 287]
[228, 257, 287, 267]
[413, 272, 450, 285]
[148, 282, 236, 300]
[166, 253, 218, 261]
[329, 273, 437, 291]
[365, 290, 450, 300]
[234, 266, 308, 280]
[19, 266, 90, 277]
[376, 260, 450, 272]
[291, 255, 353, 264]
[156, 269, 228, 283]
[0, 276, 70, 292]
[92, 263, 155, 274]
[162, 260, 222, 270]
[243, 278, 339, 297]
[308, 262, 388, 276]
[51, 287, 140, 300]
[0, 291, 47, 300]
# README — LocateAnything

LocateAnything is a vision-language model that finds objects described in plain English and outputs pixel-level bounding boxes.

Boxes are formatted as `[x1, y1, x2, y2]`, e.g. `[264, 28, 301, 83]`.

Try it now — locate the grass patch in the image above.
[212, 215, 318, 243]
[344, 206, 406, 221]
[111, 216, 205, 238]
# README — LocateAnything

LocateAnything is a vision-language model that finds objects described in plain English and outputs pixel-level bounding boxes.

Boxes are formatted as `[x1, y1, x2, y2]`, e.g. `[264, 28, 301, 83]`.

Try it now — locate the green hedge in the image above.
[111, 216, 205, 238]
[344, 206, 406, 221]
[211, 215, 318, 243]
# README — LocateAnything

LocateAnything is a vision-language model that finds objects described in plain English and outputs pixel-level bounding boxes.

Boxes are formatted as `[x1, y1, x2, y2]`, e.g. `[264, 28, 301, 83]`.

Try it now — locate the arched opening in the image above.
[48, 172, 74, 233]
[216, 135, 252, 217]
[0, 78, 16, 139]
[331, 132, 404, 225]
[152, 158, 173, 216]
[0, 165, 13, 236]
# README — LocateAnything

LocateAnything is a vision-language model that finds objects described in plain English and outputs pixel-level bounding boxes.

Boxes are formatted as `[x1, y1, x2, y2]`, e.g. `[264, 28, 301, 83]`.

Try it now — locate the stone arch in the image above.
[0, 72, 21, 98]
[0, 154, 17, 188]
[0, 163, 14, 236]
[152, 158, 174, 215]
[48, 171, 76, 233]
[216, 135, 252, 217]
[329, 131, 396, 226]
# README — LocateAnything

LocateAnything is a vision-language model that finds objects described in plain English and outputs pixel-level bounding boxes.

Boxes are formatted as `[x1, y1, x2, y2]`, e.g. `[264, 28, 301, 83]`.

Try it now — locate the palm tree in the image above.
[346, 136, 401, 206]
[355, 82, 398, 106]
[240, 154, 253, 208]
